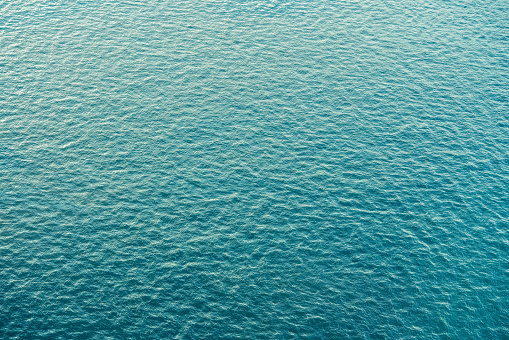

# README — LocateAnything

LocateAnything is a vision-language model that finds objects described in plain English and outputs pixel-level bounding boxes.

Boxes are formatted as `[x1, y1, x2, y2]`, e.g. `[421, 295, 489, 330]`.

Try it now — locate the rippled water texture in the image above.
[1, 0, 508, 338]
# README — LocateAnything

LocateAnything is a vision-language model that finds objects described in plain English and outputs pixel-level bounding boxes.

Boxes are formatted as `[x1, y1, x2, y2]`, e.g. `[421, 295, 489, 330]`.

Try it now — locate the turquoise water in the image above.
[1, 0, 508, 338]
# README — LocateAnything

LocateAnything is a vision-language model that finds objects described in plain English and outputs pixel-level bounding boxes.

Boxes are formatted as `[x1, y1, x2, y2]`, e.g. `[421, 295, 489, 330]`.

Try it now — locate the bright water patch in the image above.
[1, 0, 508, 338]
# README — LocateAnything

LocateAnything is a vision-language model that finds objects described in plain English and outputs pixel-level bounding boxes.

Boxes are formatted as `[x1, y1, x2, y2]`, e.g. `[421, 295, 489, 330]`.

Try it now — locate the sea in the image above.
[1, 0, 508, 338]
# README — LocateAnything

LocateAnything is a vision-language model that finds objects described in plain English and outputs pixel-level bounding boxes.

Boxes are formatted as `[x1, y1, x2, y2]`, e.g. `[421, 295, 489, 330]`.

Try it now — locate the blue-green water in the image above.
[1, 0, 508, 338]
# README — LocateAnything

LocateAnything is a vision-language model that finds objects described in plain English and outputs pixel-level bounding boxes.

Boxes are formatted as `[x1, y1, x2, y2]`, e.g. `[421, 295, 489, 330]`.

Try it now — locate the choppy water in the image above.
[1, 0, 508, 338]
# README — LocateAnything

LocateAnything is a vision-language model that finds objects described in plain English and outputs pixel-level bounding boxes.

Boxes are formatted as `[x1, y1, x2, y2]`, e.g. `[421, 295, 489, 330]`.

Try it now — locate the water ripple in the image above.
[1, 0, 509, 338]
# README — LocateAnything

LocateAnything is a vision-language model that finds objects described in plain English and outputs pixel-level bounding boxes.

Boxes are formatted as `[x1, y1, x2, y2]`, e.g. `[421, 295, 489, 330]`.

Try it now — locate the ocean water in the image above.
[1, 0, 508, 338]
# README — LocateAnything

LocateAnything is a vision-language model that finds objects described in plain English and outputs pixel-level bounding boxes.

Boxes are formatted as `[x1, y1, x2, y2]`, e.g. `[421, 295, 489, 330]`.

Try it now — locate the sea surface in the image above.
[1, 0, 508, 338]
